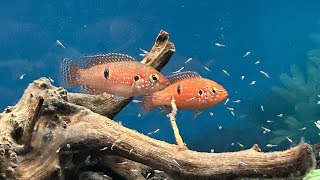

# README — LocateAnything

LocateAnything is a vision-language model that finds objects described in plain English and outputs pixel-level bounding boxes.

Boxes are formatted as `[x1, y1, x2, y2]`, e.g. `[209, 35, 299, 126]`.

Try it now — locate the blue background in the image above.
[1, 0, 320, 152]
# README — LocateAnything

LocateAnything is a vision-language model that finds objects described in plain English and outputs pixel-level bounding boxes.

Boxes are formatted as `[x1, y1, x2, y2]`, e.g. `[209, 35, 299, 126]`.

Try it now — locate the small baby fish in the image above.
[215, 43, 226, 47]
[56, 40, 66, 48]
[243, 51, 251, 57]
[185, 58, 192, 64]
[141, 71, 228, 118]
[61, 53, 169, 97]
[19, 74, 26, 80]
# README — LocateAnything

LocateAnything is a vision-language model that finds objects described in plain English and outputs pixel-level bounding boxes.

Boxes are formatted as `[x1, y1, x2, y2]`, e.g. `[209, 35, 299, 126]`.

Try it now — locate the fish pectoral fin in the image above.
[192, 110, 204, 120]
[81, 85, 105, 95]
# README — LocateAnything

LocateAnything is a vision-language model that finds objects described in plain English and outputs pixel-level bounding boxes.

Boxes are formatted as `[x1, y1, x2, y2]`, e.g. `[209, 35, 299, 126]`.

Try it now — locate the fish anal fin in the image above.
[168, 71, 201, 84]
[140, 95, 156, 112]
[81, 53, 136, 68]
[192, 110, 204, 120]
[81, 85, 105, 95]
[159, 105, 173, 114]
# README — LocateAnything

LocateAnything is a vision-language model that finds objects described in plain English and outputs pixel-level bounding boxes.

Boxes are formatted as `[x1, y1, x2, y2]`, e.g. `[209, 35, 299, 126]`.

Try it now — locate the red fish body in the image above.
[61, 53, 169, 97]
[142, 72, 228, 115]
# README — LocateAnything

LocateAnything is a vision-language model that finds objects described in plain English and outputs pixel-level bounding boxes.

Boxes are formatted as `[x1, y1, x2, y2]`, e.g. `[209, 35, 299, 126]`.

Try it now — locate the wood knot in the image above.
[11, 122, 23, 144]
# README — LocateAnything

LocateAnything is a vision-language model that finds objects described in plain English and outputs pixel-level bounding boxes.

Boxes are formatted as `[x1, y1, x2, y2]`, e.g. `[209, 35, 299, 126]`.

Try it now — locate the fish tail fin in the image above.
[61, 58, 80, 87]
[140, 95, 157, 112]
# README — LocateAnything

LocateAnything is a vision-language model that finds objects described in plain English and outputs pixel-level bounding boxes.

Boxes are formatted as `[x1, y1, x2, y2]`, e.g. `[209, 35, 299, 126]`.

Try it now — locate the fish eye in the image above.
[210, 87, 217, 94]
[198, 89, 204, 97]
[149, 74, 159, 83]
[134, 75, 140, 82]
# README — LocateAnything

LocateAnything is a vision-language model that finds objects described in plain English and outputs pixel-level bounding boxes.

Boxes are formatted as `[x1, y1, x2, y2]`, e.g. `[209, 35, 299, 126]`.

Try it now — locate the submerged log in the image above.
[0, 31, 316, 179]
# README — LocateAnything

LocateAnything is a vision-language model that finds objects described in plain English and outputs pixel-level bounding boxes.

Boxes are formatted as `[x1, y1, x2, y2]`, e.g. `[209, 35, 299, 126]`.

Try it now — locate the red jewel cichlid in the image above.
[61, 53, 169, 97]
[141, 71, 228, 118]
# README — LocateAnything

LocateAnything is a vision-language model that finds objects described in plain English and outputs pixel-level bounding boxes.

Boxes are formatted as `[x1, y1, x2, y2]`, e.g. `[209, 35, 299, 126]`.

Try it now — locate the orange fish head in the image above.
[203, 80, 228, 105]
[133, 71, 169, 95]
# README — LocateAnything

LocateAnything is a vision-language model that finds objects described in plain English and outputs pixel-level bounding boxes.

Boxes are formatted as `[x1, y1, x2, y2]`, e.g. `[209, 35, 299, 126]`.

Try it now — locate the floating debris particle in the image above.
[66, 144, 71, 148]
[147, 128, 160, 135]
[241, 76, 245, 80]
[277, 114, 283, 117]
[172, 67, 185, 74]
[254, 60, 260, 64]
[204, 66, 212, 72]
[267, 120, 274, 123]
[243, 51, 251, 57]
[266, 144, 277, 148]
[260, 105, 264, 111]
[20, 74, 26, 80]
[132, 100, 142, 103]
[317, 101, 320, 105]
[261, 127, 271, 134]
[230, 111, 235, 116]
[249, 81, 256, 85]
[209, 112, 214, 116]
[286, 137, 293, 143]
[185, 58, 192, 64]
[259, 70, 270, 78]
[233, 99, 241, 103]
[56, 40, 66, 48]
[237, 142, 244, 148]
[210, 149, 214, 153]
[222, 69, 230, 76]
[224, 98, 229, 105]
[139, 53, 147, 57]
[318, 94, 320, 98]
[137, 113, 141, 117]
[215, 42, 226, 47]
[139, 48, 149, 54]
[231, 143, 235, 146]
[218, 125, 222, 130]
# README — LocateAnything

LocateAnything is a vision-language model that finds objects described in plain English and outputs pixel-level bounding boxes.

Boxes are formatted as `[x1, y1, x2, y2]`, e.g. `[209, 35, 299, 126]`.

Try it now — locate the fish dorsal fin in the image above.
[81, 53, 136, 68]
[167, 71, 201, 84]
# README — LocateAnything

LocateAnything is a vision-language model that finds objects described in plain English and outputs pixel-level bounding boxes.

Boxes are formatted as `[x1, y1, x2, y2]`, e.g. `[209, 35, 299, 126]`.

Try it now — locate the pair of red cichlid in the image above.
[61, 53, 228, 117]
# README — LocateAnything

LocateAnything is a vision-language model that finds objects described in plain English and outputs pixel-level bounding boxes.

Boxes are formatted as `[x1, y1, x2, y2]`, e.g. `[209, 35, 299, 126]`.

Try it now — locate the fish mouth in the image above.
[218, 89, 228, 100]
[222, 91, 228, 100]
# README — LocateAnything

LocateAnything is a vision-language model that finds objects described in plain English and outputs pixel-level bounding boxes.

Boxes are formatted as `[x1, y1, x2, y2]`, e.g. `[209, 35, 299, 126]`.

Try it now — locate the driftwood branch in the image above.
[0, 31, 316, 180]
